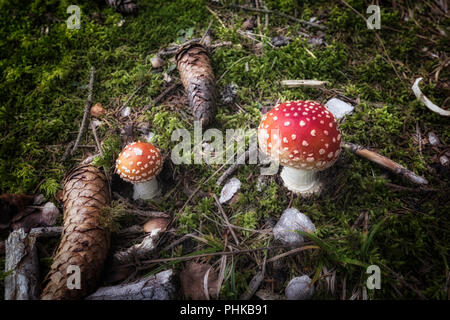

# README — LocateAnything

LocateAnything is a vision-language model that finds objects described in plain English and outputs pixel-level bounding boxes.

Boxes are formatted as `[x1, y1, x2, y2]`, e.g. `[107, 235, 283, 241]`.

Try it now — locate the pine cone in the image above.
[176, 43, 217, 127]
[40, 165, 111, 300]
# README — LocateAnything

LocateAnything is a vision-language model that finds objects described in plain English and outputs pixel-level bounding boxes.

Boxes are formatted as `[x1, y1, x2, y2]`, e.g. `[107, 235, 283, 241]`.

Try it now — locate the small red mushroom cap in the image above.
[258, 100, 342, 170]
[115, 142, 163, 183]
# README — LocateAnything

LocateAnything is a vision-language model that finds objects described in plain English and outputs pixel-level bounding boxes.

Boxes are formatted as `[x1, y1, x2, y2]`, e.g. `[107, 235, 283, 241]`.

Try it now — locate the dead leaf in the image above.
[0, 194, 35, 231]
[180, 262, 219, 300]
[143, 217, 169, 233]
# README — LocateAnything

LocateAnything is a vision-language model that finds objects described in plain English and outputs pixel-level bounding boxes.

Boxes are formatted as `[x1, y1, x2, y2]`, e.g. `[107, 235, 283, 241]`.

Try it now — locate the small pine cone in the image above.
[176, 43, 217, 127]
[40, 165, 111, 300]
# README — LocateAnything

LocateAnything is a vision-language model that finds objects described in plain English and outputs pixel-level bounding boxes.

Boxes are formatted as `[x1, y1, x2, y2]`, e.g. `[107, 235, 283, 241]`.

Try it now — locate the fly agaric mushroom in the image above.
[258, 100, 341, 195]
[115, 141, 163, 200]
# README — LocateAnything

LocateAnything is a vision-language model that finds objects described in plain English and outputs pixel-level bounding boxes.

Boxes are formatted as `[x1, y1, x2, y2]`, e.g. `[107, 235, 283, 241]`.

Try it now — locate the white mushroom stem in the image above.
[280, 166, 320, 193]
[133, 178, 160, 200]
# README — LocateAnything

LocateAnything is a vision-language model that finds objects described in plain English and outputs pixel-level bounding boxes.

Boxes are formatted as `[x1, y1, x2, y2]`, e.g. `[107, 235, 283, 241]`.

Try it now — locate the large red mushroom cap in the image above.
[258, 100, 341, 170]
[115, 142, 163, 183]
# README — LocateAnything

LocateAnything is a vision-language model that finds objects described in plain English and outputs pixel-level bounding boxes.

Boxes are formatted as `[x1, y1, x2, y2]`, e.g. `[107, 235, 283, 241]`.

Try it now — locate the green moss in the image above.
[1, 0, 449, 299]
[92, 134, 121, 171]
[98, 200, 128, 232]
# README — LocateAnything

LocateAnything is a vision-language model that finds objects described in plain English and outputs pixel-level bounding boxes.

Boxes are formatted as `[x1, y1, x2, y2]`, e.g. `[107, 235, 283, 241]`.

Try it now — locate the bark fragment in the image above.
[4, 228, 39, 300]
[40, 165, 111, 300]
[86, 270, 176, 300]
[176, 43, 217, 126]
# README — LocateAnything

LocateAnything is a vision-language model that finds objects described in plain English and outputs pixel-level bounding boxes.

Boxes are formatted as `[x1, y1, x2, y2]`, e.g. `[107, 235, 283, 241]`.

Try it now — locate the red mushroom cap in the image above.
[115, 142, 163, 183]
[258, 100, 341, 170]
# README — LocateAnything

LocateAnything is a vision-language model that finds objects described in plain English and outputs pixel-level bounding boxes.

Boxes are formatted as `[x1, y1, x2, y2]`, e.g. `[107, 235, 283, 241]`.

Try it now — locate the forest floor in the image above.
[0, 0, 449, 299]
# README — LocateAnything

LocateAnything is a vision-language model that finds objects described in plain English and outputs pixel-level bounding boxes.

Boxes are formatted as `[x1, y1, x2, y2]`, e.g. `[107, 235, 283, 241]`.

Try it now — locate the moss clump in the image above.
[92, 134, 121, 171]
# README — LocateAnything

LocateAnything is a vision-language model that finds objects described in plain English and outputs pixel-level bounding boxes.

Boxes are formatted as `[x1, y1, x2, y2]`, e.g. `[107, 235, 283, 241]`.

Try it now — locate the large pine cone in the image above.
[176, 42, 217, 127]
[40, 165, 111, 300]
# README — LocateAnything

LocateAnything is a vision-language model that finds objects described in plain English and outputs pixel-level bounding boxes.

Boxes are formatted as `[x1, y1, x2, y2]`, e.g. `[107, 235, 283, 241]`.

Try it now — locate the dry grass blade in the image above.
[266, 245, 319, 263]
[213, 194, 240, 245]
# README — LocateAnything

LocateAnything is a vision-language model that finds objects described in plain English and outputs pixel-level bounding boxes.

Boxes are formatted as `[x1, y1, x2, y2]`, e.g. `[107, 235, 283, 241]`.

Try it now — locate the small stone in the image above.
[116, 19, 125, 27]
[143, 131, 154, 143]
[308, 37, 323, 47]
[285, 275, 314, 300]
[273, 208, 315, 246]
[325, 98, 354, 120]
[219, 178, 241, 204]
[120, 106, 131, 118]
[439, 155, 449, 167]
[150, 56, 165, 69]
[427, 132, 441, 146]
[272, 36, 291, 47]
[41, 202, 60, 226]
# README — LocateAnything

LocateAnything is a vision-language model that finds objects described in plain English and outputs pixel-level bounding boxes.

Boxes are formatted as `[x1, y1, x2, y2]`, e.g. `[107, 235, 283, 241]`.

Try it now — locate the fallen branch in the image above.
[216, 150, 250, 185]
[86, 270, 176, 300]
[230, 4, 326, 30]
[70, 66, 96, 157]
[112, 192, 169, 218]
[29, 226, 62, 238]
[216, 144, 259, 185]
[142, 82, 181, 111]
[412, 78, 450, 116]
[342, 142, 429, 185]
[113, 228, 162, 264]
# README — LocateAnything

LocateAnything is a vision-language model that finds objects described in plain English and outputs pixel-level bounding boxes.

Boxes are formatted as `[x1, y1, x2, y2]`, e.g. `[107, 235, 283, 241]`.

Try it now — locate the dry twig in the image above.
[70, 66, 96, 157]
[342, 142, 429, 185]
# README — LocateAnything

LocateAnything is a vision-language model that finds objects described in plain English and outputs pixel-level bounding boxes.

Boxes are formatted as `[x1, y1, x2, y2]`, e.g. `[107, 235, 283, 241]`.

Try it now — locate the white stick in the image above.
[281, 80, 328, 88]
[412, 78, 450, 116]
